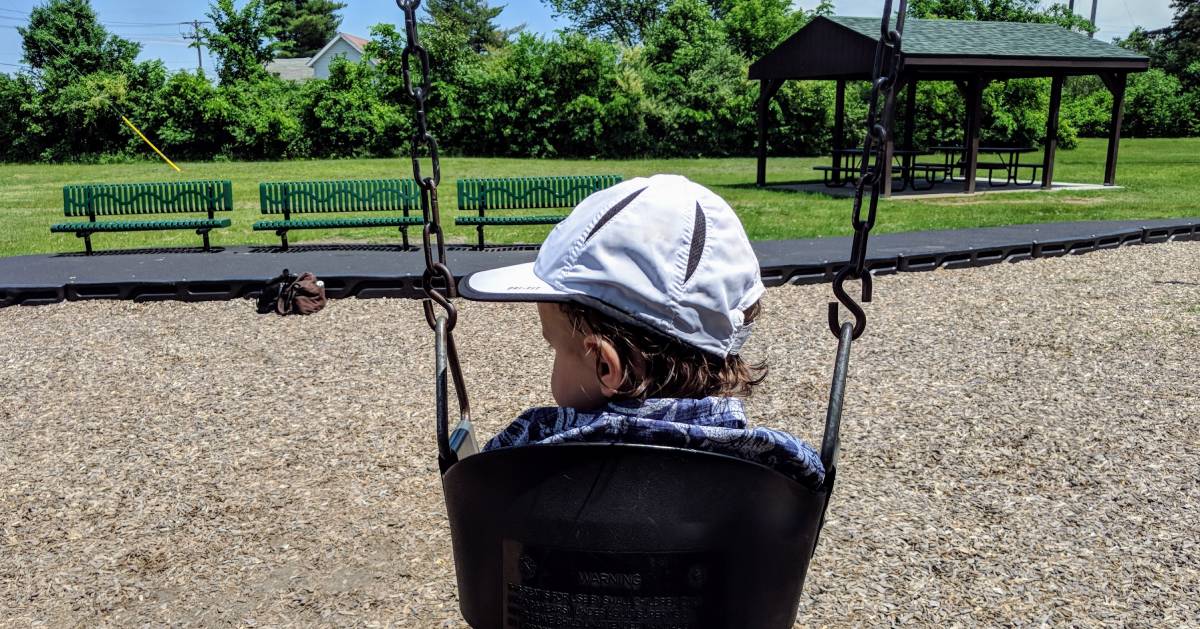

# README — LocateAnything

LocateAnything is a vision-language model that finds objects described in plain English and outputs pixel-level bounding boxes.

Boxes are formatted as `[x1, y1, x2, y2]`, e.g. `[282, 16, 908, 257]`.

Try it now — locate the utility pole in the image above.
[181, 20, 211, 72]
[1089, 0, 1098, 38]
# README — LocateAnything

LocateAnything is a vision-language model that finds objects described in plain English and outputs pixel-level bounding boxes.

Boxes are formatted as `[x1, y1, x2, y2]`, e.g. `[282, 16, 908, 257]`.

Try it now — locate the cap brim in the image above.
[458, 262, 571, 303]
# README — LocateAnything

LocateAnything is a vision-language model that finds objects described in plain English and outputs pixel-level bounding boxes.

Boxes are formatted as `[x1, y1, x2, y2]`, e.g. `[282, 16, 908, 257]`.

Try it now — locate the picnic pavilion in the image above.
[750, 17, 1149, 196]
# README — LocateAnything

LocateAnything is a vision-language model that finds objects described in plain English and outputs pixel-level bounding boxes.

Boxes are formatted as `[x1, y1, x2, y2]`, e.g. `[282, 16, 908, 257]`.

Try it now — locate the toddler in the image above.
[458, 175, 824, 489]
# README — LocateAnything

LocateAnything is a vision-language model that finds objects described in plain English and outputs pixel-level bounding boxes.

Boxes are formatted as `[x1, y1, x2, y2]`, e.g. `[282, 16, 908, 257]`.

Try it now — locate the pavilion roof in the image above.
[750, 16, 1149, 81]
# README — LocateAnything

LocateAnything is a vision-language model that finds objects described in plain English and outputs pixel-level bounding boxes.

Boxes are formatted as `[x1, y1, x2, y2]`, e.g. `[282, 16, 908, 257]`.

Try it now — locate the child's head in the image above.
[461, 175, 766, 409]
[536, 300, 765, 409]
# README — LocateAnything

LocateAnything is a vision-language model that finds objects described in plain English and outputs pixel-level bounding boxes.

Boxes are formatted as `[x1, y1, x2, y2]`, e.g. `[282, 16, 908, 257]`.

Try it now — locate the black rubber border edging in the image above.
[1, 219, 1198, 307]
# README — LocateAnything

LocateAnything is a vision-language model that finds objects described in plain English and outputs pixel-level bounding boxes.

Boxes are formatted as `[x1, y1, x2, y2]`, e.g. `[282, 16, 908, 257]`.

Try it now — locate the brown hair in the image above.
[559, 301, 767, 402]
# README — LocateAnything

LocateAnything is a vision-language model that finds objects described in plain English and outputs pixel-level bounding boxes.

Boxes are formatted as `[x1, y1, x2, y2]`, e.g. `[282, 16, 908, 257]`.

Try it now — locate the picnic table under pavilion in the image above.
[750, 16, 1149, 196]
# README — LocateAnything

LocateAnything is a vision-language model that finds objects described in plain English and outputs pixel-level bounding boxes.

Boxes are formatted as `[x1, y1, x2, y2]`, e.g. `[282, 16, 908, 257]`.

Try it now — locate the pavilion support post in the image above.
[833, 79, 846, 184]
[881, 78, 903, 198]
[1103, 73, 1127, 186]
[903, 79, 917, 153]
[1042, 74, 1064, 189]
[903, 79, 917, 190]
[756, 79, 782, 187]
[963, 76, 985, 194]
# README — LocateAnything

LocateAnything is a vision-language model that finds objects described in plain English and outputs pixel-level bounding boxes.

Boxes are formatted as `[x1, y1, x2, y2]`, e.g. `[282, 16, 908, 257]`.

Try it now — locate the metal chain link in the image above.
[828, 0, 907, 340]
[396, 0, 454, 326]
[396, 0, 470, 466]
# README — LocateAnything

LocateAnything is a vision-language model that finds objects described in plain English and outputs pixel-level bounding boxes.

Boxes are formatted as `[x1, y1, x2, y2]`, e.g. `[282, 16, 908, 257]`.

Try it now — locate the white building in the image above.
[266, 32, 375, 81]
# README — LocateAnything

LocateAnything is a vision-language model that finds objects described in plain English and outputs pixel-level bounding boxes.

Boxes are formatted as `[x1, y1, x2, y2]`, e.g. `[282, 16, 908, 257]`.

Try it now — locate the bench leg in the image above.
[400, 225, 410, 250]
[476, 224, 485, 251]
[277, 229, 289, 251]
[197, 228, 211, 252]
[988, 168, 1007, 188]
[1019, 167, 1039, 187]
[78, 232, 93, 256]
[914, 170, 935, 191]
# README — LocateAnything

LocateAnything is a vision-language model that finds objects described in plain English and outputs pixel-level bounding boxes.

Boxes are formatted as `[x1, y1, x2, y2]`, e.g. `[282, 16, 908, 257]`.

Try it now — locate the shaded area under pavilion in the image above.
[750, 16, 1149, 197]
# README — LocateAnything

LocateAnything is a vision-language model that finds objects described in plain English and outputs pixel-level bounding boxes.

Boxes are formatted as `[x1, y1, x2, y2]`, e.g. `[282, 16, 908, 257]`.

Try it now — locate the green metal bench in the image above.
[254, 179, 423, 250]
[51, 180, 233, 255]
[455, 175, 623, 249]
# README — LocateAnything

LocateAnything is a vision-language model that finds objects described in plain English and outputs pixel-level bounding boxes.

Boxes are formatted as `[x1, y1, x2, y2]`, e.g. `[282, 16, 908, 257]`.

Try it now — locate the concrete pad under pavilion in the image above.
[769, 179, 1119, 200]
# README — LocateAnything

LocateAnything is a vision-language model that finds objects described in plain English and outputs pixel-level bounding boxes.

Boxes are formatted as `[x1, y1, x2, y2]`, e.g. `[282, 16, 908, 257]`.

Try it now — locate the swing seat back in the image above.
[442, 442, 832, 629]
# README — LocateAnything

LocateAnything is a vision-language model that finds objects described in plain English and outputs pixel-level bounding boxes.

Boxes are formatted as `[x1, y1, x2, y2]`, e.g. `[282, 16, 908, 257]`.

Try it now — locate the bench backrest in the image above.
[63, 180, 233, 218]
[456, 175, 623, 211]
[259, 179, 420, 215]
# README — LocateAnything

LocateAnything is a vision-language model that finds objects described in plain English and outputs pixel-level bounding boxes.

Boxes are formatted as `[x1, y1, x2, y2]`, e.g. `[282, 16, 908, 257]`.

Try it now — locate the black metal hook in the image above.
[827, 266, 872, 339]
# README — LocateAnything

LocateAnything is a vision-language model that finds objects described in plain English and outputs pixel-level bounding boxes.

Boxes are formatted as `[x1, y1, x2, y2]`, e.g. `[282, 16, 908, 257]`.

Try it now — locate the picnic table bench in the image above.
[455, 175, 623, 249]
[51, 180, 233, 255]
[816, 149, 923, 190]
[253, 179, 422, 250]
[931, 145, 1042, 187]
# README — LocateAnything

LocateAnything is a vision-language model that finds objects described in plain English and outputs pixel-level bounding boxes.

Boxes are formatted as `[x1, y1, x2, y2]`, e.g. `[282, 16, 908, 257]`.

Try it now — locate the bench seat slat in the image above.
[253, 217, 424, 230]
[455, 215, 567, 226]
[51, 218, 231, 232]
[813, 165, 903, 172]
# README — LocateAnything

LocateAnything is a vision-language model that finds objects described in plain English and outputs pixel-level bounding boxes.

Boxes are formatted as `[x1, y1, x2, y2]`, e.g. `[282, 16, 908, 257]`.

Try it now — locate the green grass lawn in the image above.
[1, 137, 1198, 258]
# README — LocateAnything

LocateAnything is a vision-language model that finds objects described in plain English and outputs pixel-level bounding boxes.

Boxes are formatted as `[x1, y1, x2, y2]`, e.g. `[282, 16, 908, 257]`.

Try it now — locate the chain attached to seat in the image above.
[828, 0, 907, 340]
[396, 0, 471, 469]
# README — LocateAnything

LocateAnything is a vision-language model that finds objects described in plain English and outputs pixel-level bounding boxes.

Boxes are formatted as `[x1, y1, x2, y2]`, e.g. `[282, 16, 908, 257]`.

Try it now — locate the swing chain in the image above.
[828, 0, 906, 340]
[395, 0, 454, 329]
[397, 0, 471, 465]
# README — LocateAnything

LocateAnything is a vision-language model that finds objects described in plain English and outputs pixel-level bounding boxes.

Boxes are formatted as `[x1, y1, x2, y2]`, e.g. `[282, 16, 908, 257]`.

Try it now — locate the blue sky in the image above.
[0, 1, 1176, 74]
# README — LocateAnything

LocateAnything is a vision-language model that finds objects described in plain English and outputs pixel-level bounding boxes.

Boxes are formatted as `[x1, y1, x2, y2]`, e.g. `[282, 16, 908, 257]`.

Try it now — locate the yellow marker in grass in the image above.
[121, 115, 181, 173]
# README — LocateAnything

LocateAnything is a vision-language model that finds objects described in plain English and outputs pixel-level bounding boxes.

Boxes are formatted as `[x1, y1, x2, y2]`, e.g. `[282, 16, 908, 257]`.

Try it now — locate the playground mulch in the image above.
[2, 240, 1197, 627]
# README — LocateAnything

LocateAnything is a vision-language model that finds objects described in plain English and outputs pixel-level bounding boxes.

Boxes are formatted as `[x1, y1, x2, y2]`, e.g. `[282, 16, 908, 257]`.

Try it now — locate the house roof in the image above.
[265, 57, 315, 81]
[307, 32, 371, 67]
[340, 33, 370, 52]
[750, 16, 1149, 81]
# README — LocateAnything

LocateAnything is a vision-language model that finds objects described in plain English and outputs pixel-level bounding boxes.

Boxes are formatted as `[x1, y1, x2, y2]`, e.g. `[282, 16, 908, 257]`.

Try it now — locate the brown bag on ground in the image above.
[258, 269, 327, 315]
[279, 272, 326, 315]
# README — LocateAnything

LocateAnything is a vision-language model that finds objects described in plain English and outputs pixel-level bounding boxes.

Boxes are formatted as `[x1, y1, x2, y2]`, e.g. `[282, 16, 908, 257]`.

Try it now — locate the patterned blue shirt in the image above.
[484, 397, 825, 489]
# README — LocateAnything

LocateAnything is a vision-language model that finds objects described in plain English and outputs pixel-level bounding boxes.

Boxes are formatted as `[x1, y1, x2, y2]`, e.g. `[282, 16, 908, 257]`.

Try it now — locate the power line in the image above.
[104, 21, 189, 27]
[0, 12, 196, 29]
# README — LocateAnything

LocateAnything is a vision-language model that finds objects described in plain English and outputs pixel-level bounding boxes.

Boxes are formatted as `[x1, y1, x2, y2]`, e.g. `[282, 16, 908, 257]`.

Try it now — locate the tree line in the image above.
[0, 0, 1197, 164]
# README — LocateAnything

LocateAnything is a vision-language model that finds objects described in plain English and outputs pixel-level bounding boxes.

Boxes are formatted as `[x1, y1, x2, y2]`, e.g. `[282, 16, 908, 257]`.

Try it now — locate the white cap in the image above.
[458, 174, 765, 358]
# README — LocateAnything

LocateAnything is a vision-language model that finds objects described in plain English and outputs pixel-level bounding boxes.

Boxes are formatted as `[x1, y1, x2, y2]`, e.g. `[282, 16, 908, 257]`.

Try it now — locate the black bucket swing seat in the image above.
[435, 323, 852, 629]
[392, 0, 907, 624]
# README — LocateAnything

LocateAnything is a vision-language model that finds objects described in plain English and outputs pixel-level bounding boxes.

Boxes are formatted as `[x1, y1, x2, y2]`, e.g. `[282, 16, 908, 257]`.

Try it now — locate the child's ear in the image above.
[585, 336, 624, 396]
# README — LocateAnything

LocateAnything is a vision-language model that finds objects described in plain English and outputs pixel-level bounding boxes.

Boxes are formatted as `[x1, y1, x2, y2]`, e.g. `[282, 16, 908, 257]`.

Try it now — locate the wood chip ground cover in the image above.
[2, 241, 1197, 627]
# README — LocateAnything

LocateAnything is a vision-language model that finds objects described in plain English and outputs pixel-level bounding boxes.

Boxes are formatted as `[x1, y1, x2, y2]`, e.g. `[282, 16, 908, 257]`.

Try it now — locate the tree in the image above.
[427, 0, 517, 52]
[266, 0, 347, 58]
[715, 0, 813, 59]
[16, 0, 167, 161]
[1162, 0, 1200, 87]
[203, 0, 279, 84]
[544, 0, 672, 43]
[0, 73, 40, 161]
[20, 0, 140, 84]
[908, 0, 1096, 34]
[643, 0, 756, 155]
[297, 57, 396, 157]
